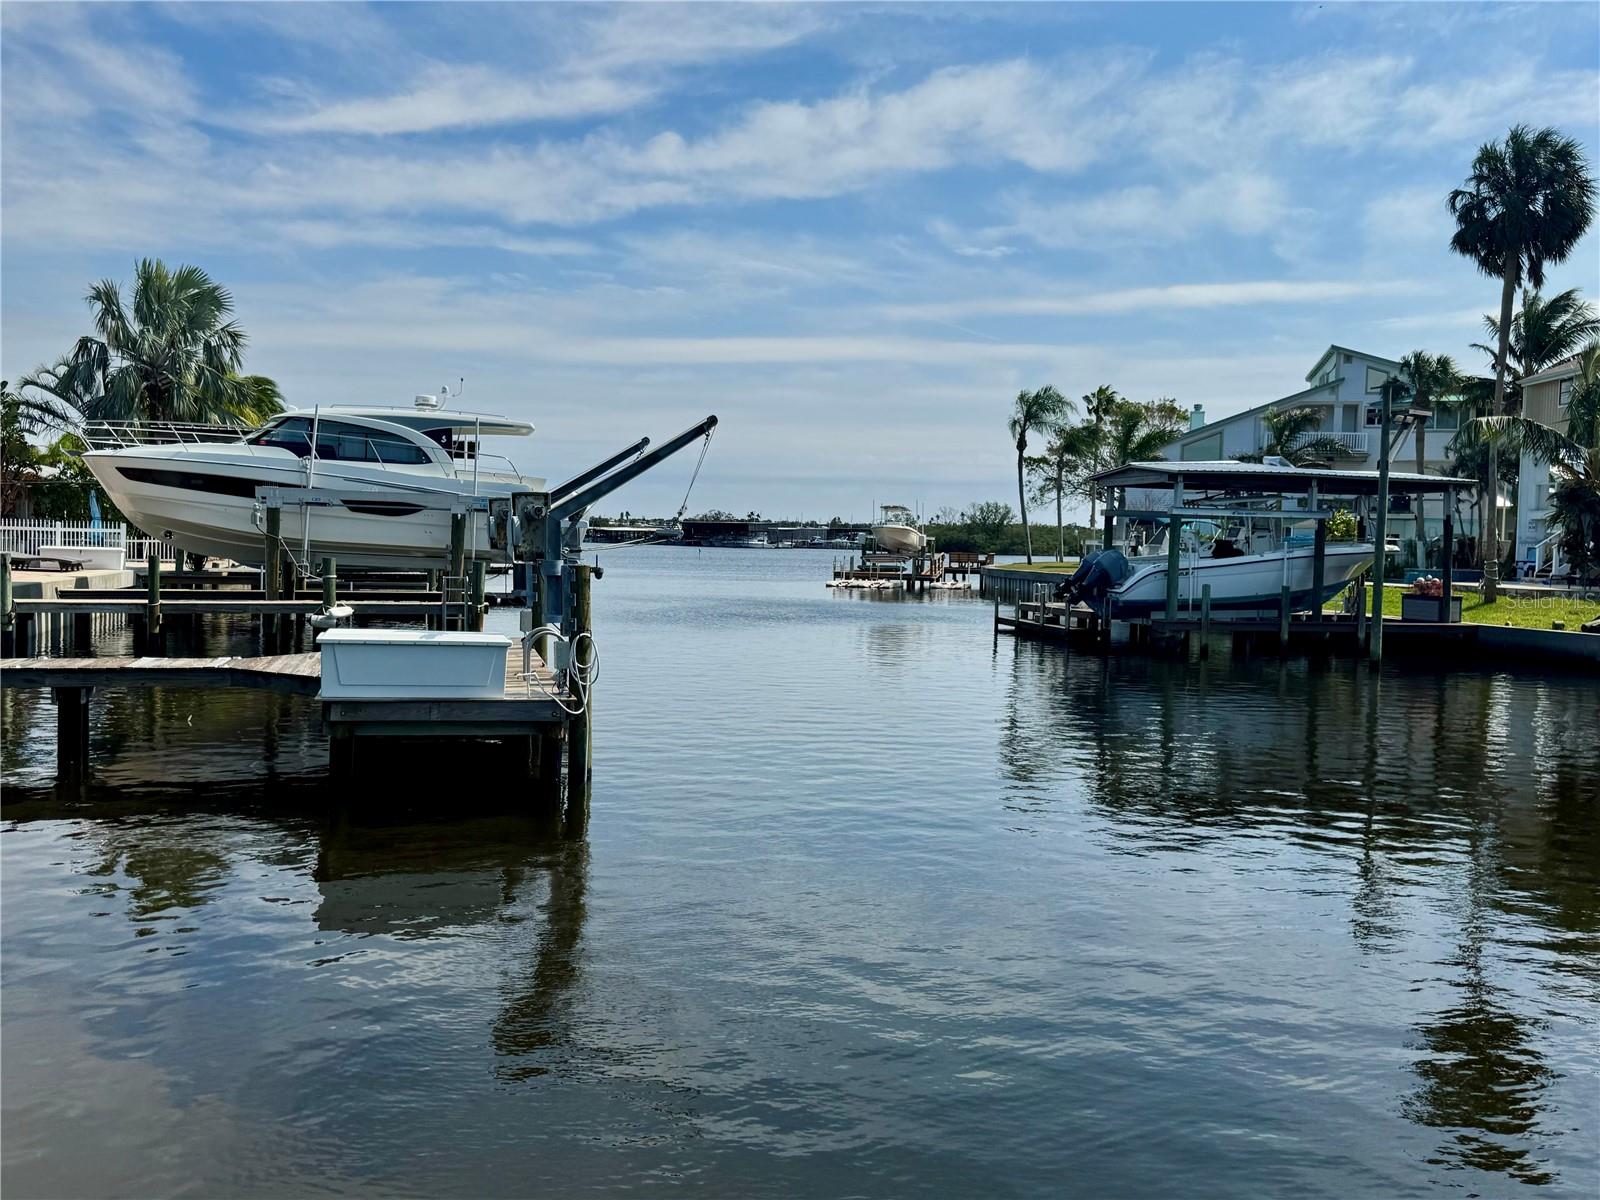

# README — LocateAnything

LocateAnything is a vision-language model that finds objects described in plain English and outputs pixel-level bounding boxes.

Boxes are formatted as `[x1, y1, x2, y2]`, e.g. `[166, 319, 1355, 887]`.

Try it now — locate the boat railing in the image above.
[80, 420, 249, 451]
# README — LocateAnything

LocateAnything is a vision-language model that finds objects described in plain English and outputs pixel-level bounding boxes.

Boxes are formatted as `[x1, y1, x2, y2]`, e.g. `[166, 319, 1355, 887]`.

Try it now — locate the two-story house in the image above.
[1512, 356, 1582, 575]
[1160, 345, 1471, 564]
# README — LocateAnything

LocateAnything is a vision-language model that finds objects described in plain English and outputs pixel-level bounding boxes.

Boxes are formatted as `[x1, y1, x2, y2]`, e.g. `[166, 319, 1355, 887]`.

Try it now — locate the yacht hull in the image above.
[1107, 544, 1374, 616]
[84, 447, 529, 570]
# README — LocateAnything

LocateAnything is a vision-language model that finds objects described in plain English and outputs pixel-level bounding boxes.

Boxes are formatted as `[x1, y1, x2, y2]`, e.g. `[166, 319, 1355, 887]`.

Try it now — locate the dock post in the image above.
[469, 560, 487, 632]
[53, 686, 91, 785]
[321, 556, 337, 610]
[72, 612, 92, 654]
[1310, 482, 1327, 617]
[1199, 583, 1212, 657]
[1102, 486, 1115, 551]
[566, 564, 593, 821]
[264, 505, 282, 651]
[446, 513, 467, 630]
[328, 726, 355, 780]
[1164, 477, 1185, 625]
[1279, 584, 1291, 649]
[1441, 493, 1455, 622]
[1369, 379, 1395, 662]
[1, 552, 13, 657]
[146, 553, 163, 656]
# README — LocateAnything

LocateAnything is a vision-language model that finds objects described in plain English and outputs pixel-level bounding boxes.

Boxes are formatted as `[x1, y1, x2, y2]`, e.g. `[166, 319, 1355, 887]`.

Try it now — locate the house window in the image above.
[1365, 404, 1381, 427]
[1342, 353, 1353, 364]
[1365, 367, 1388, 393]
[1559, 379, 1573, 407]
[1319, 370, 1333, 386]
[1340, 406, 1358, 432]
[1431, 407, 1459, 431]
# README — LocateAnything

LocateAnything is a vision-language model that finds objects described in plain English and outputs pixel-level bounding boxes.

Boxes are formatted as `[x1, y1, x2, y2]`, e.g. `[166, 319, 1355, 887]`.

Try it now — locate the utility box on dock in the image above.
[317, 629, 512, 700]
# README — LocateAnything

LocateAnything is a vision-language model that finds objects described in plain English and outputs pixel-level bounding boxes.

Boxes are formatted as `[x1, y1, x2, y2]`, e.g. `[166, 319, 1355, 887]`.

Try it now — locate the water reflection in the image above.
[996, 643, 1598, 1189]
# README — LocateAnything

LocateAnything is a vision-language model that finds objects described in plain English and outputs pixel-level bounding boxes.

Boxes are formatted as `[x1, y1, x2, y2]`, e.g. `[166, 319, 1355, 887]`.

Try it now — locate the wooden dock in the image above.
[0, 644, 574, 786]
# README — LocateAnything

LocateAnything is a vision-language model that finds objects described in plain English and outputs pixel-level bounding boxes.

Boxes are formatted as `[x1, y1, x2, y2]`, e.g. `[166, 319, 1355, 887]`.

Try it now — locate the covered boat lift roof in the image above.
[1091, 460, 1473, 497]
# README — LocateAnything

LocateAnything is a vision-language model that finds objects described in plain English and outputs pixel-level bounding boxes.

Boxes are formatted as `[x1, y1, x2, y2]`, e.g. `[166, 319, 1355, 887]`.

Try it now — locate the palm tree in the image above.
[1475, 341, 1600, 579]
[1472, 288, 1598, 385]
[1448, 124, 1596, 597]
[1027, 420, 1098, 561]
[1007, 386, 1072, 563]
[1078, 385, 1121, 528]
[1237, 406, 1348, 466]
[63, 259, 283, 426]
[1102, 398, 1188, 468]
[1, 371, 76, 437]
[1398, 352, 1467, 566]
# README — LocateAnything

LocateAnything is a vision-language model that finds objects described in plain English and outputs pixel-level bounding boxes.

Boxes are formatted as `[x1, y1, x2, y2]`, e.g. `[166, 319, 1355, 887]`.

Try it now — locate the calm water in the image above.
[3, 547, 1598, 1198]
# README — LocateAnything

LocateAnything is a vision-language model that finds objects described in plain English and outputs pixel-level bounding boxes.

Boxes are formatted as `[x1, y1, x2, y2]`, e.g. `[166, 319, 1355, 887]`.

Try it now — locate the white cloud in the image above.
[999, 173, 1293, 251]
[242, 66, 653, 135]
[882, 279, 1417, 322]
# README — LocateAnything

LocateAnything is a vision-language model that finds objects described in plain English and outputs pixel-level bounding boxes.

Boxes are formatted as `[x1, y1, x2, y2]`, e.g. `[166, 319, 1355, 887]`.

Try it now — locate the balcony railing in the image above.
[1284, 430, 1372, 457]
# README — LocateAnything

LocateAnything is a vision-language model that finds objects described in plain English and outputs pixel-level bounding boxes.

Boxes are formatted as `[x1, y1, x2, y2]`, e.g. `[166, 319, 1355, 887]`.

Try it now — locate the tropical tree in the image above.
[1472, 288, 1598, 385]
[1397, 352, 1467, 565]
[1475, 341, 1600, 579]
[962, 500, 1016, 547]
[58, 259, 283, 426]
[1448, 124, 1596, 596]
[1007, 386, 1072, 563]
[1027, 421, 1098, 562]
[1237, 405, 1350, 466]
[1, 373, 75, 438]
[1102, 398, 1188, 468]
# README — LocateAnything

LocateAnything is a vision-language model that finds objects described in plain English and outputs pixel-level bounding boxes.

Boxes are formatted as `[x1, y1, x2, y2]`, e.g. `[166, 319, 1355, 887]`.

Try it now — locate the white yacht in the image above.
[871, 505, 925, 555]
[81, 395, 544, 570]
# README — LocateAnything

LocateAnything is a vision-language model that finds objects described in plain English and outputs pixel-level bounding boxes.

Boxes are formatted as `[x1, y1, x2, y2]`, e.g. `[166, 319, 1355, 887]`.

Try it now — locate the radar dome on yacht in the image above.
[414, 394, 442, 410]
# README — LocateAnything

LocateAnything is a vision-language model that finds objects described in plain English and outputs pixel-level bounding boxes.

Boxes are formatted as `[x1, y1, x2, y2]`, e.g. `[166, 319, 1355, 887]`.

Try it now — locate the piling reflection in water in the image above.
[998, 640, 1598, 1189]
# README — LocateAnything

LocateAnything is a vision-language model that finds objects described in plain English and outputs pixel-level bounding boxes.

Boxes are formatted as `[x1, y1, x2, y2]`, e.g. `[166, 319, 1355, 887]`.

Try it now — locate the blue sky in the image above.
[3, 2, 1598, 521]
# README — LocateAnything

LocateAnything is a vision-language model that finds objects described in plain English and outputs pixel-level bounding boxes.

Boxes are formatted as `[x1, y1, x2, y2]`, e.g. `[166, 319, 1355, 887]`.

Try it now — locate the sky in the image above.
[3, 1, 1598, 522]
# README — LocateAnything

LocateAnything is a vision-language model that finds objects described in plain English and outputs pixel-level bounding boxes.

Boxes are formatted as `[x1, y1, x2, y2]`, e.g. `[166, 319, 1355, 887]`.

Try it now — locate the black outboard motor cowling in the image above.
[1052, 549, 1131, 605]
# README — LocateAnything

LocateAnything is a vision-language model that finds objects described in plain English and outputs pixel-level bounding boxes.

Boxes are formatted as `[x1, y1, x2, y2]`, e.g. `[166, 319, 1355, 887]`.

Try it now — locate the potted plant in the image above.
[1401, 575, 1462, 622]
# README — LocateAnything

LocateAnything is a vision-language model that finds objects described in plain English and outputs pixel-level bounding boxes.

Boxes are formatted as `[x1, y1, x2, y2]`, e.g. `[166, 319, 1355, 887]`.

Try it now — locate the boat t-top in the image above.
[81, 392, 544, 570]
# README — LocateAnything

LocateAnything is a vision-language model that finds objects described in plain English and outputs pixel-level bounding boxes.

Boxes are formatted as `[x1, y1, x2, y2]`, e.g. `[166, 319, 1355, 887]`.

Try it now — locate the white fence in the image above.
[0, 520, 179, 563]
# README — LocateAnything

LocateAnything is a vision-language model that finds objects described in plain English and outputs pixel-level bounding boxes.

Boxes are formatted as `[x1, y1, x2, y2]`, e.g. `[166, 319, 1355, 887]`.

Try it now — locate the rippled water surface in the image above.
[4, 547, 1598, 1198]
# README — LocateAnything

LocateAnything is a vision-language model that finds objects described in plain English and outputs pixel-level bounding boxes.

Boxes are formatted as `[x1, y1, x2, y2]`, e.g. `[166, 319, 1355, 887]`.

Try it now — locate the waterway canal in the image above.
[4, 547, 1597, 1197]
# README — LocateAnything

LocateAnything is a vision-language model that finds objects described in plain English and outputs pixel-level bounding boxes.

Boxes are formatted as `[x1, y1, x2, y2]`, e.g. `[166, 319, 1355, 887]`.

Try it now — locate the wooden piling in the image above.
[1279, 584, 1291, 649]
[53, 686, 90, 784]
[264, 506, 282, 651]
[321, 556, 338, 610]
[1, 553, 13, 657]
[1370, 381, 1393, 662]
[566, 564, 593, 818]
[1199, 583, 1212, 657]
[1440, 493, 1455, 622]
[469, 560, 487, 632]
[446, 513, 467, 630]
[146, 553, 163, 656]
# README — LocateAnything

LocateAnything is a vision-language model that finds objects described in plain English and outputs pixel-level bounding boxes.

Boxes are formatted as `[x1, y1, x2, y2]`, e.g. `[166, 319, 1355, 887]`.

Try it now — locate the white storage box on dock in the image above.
[316, 629, 512, 700]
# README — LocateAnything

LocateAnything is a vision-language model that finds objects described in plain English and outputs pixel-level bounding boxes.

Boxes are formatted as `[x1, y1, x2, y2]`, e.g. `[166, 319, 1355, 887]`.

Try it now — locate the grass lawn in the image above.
[1329, 586, 1600, 631]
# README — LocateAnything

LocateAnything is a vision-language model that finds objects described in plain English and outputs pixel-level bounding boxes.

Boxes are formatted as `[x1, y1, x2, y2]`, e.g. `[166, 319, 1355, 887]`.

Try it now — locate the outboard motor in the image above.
[1052, 548, 1131, 605]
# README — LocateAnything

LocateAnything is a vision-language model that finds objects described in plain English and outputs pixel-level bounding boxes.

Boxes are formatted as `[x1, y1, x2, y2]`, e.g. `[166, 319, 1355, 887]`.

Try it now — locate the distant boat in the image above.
[871, 505, 925, 554]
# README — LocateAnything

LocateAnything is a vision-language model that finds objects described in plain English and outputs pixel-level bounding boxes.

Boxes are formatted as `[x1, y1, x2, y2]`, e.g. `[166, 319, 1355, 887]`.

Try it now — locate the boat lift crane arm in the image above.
[549, 416, 717, 523]
[505, 415, 717, 675]
[549, 436, 650, 505]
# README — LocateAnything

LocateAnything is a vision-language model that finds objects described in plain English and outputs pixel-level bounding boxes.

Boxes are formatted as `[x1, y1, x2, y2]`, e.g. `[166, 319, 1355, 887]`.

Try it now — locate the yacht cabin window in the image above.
[249, 417, 433, 465]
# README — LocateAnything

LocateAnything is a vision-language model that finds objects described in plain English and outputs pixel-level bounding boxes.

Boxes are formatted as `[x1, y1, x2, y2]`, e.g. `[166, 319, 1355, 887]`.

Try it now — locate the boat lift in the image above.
[490, 415, 718, 674]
